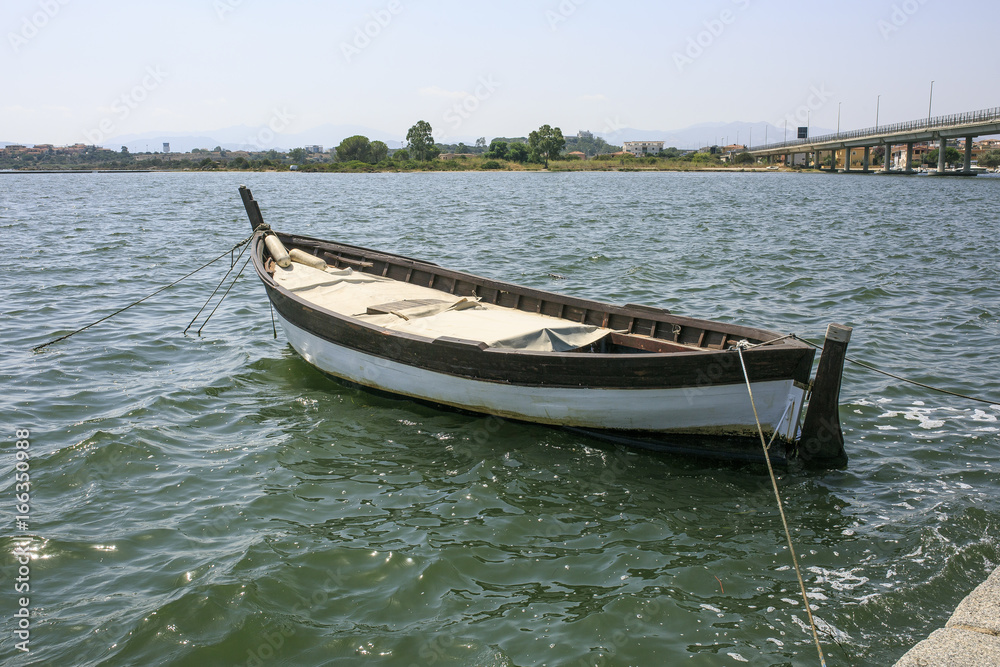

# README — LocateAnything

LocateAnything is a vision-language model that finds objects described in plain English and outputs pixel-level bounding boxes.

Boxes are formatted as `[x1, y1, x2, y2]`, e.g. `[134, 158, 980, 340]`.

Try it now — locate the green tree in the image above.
[475, 137, 486, 152]
[924, 147, 963, 166]
[370, 140, 389, 163]
[507, 142, 529, 163]
[979, 150, 1000, 169]
[289, 147, 307, 163]
[484, 140, 508, 160]
[566, 134, 619, 157]
[392, 149, 410, 161]
[731, 152, 754, 165]
[406, 120, 438, 161]
[527, 125, 565, 168]
[336, 135, 372, 163]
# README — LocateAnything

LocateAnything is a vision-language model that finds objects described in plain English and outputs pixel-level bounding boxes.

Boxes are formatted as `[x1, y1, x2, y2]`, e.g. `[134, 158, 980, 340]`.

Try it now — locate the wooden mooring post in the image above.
[798, 323, 852, 468]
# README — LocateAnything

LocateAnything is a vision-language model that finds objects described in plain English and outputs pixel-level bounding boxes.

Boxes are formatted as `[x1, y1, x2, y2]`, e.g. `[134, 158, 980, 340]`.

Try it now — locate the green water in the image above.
[2, 171, 999, 666]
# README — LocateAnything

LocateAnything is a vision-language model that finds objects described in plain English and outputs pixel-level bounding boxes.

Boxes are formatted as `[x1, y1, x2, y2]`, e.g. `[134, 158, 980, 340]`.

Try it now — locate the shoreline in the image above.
[0, 166, 807, 175]
[894, 566, 1000, 665]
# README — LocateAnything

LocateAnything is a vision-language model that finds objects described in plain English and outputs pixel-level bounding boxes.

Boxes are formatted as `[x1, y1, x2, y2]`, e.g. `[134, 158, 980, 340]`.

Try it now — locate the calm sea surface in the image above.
[2, 171, 999, 666]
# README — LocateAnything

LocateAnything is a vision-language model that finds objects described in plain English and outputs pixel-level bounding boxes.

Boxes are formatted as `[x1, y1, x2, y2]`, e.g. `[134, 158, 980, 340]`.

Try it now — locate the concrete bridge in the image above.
[747, 106, 1000, 174]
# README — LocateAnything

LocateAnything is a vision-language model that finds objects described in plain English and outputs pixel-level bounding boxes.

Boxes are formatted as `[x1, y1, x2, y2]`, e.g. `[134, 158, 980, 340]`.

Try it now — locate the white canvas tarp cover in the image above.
[273, 262, 613, 352]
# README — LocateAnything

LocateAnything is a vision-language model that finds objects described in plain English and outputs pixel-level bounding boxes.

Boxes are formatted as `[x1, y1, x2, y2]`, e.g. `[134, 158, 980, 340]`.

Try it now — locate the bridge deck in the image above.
[749, 107, 1000, 155]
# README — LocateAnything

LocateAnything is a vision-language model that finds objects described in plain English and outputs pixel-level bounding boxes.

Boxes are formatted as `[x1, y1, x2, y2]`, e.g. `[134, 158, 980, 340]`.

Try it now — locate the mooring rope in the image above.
[267, 301, 278, 339]
[194, 255, 253, 336]
[184, 233, 254, 335]
[742, 333, 798, 349]
[32, 233, 254, 352]
[792, 335, 998, 406]
[735, 343, 827, 667]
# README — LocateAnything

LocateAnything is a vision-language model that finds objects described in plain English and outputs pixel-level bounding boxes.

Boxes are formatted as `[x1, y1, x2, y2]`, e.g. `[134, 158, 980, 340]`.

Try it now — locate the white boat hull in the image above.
[278, 312, 807, 440]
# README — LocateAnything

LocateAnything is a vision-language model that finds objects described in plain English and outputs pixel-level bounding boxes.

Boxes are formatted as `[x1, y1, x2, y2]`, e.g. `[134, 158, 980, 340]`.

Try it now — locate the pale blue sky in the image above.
[2, 0, 997, 145]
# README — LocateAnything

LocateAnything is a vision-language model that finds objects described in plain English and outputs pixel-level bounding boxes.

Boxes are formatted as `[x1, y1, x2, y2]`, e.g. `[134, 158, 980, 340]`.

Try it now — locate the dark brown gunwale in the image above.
[251, 232, 815, 390]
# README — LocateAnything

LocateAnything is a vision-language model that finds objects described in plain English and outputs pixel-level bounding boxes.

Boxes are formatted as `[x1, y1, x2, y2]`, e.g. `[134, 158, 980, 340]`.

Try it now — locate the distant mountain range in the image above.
[6, 120, 838, 153]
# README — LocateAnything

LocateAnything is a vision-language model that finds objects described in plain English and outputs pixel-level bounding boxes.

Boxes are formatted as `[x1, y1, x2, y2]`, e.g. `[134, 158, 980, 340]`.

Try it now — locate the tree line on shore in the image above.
[323, 122, 738, 170]
[328, 121, 571, 169]
[6, 119, 999, 172]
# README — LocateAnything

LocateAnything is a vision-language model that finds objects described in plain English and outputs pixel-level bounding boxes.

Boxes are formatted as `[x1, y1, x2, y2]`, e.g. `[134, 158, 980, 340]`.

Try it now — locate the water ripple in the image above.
[1, 172, 998, 665]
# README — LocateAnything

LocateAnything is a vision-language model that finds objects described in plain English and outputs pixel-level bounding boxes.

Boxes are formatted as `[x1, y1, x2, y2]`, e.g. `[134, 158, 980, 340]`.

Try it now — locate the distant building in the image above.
[566, 151, 586, 160]
[889, 142, 931, 170]
[305, 145, 323, 154]
[623, 140, 664, 156]
[163, 142, 170, 153]
[577, 130, 593, 140]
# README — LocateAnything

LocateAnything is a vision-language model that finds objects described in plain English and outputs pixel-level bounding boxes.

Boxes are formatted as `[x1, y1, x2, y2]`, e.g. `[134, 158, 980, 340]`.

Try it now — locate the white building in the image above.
[623, 141, 664, 156]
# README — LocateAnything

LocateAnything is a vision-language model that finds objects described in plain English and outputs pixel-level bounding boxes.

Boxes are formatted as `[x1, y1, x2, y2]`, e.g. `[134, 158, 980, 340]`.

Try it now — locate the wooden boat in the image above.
[239, 186, 851, 467]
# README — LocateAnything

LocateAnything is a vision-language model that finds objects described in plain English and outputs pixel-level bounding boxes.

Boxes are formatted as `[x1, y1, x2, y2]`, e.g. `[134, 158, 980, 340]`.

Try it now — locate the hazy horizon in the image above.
[3, 0, 996, 148]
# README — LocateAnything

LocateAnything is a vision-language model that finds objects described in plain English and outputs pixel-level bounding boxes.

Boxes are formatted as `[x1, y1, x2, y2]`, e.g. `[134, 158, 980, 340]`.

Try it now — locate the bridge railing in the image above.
[750, 106, 1000, 152]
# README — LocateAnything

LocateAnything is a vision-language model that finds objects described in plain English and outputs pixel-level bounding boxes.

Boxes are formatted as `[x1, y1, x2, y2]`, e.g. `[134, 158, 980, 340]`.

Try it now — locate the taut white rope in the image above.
[735, 343, 827, 667]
